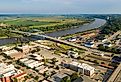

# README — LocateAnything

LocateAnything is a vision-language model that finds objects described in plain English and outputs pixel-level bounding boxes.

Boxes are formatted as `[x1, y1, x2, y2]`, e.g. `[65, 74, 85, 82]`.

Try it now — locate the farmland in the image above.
[0, 16, 92, 38]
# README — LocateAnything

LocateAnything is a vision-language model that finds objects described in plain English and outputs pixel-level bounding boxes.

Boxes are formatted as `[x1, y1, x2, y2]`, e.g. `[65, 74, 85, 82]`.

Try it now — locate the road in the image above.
[11, 30, 118, 60]
[39, 48, 107, 72]
[107, 63, 121, 82]
[107, 31, 121, 41]
[11, 30, 89, 50]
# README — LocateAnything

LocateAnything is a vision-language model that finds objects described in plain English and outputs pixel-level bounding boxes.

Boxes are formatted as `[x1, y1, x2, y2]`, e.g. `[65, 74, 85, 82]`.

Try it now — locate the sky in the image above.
[0, 0, 121, 14]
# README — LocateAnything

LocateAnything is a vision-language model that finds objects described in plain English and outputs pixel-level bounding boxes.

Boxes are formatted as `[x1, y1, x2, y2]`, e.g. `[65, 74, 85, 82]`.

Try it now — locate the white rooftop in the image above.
[0, 63, 24, 78]
[4, 50, 18, 56]
[70, 62, 95, 71]
[20, 58, 28, 62]
[81, 63, 95, 71]
[70, 62, 79, 66]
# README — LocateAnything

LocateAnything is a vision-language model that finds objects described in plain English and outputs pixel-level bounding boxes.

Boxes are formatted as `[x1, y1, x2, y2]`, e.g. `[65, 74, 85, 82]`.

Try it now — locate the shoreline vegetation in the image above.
[0, 16, 93, 38]
[61, 28, 99, 39]
[61, 15, 121, 54]
[61, 15, 121, 39]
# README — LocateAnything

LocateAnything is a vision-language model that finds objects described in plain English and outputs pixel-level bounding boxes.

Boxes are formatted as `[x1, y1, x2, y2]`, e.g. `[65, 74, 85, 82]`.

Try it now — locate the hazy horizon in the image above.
[0, 0, 121, 14]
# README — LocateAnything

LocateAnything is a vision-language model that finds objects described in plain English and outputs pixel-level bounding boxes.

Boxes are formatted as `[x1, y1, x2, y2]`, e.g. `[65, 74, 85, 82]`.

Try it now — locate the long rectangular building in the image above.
[69, 62, 95, 76]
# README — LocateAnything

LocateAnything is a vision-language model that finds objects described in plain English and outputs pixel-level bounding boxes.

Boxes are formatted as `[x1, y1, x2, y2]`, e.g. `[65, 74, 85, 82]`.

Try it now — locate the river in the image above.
[0, 18, 106, 46]
[46, 18, 106, 37]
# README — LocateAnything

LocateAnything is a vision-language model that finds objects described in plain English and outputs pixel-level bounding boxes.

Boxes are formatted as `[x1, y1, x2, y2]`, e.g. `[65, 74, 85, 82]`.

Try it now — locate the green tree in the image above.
[70, 73, 80, 81]
[34, 76, 39, 81]
[61, 76, 70, 82]
[12, 78, 18, 82]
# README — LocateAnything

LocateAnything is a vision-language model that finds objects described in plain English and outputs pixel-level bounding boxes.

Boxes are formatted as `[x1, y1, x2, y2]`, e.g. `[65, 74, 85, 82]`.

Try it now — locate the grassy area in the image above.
[59, 44, 72, 50]
[0, 16, 92, 38]
[0, 42, 22, 47]
[0, 18, 58, 27]
[0, 29, 23, 38]
[0, 17, 84, 27]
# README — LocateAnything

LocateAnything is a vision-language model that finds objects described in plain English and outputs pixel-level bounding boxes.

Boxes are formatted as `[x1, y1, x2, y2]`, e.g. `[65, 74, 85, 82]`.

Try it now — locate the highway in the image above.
[11, 30, 117, 57]
[11, 30, 89, 50]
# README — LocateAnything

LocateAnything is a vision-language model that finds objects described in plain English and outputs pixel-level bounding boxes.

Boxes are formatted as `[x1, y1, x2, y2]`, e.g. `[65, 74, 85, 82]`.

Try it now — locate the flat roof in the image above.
[81, 63, 95, 71]
[20, 58, 28, 62]
[24, 60, 35, 64]
[70, 62, 79, 66]
[4, 50, 18, 55]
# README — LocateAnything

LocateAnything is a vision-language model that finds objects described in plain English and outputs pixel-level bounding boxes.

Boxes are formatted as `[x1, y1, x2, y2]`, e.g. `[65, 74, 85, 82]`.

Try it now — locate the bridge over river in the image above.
[0, 18, 106, 45]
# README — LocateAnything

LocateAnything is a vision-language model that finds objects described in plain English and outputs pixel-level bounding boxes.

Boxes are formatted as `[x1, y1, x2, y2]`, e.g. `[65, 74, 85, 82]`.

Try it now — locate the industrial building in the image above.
[69, 62, 95, 76]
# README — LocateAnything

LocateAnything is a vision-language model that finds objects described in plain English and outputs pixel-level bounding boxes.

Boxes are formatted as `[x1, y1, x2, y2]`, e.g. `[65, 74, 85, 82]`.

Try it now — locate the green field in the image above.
[0, 18, 59, 27]
[0, 20, 53, 26]
[0, 16, 91, 38]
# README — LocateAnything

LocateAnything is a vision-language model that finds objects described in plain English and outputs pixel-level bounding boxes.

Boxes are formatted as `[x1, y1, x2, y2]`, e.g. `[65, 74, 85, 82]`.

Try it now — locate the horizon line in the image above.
[0, 13, 121, 15]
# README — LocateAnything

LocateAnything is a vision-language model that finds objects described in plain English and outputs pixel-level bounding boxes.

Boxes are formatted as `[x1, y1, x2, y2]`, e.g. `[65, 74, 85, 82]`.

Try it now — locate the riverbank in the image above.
[0, 18, 106, 46]
[46, 18, 106, 37]
[0, 16, 91, 37]
[61, 29, 99, 40]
